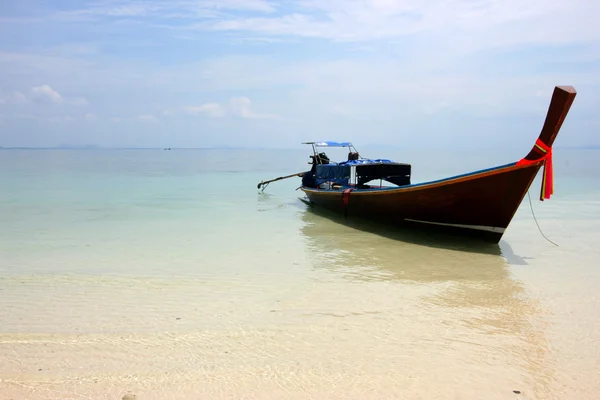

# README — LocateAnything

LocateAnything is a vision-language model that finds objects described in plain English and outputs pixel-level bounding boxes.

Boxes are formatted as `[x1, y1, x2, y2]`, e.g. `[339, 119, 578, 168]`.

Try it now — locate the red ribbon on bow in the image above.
[516, 139, 553, 201]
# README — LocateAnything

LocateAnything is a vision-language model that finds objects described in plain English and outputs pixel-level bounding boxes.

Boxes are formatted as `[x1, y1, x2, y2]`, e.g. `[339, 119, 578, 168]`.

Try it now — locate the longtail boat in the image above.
[256, 86, 576, 243]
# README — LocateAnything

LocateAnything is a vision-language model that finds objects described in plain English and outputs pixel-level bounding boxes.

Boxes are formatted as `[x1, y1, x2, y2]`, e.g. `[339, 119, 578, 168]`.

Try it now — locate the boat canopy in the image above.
[303, 141, 358, 159]
[303, 141, 353, 147]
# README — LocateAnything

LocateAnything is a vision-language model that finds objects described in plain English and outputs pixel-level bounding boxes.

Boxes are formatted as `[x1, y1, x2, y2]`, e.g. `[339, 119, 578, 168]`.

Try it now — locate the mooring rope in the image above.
[527, 190, 558, 246]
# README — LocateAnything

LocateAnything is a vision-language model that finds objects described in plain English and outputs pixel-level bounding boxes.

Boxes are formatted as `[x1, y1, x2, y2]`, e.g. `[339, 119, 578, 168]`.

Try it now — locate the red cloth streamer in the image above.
[341, 188, 353, 206]
[516, 139, 553, 201]
[341, 188, 354, 219]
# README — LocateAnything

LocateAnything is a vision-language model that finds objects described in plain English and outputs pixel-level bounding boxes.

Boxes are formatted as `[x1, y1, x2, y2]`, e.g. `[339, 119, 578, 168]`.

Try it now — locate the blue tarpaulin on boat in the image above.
[315, 164, 350, 185]
[339, 159, 394, 165]
[314, 160, 412, 187]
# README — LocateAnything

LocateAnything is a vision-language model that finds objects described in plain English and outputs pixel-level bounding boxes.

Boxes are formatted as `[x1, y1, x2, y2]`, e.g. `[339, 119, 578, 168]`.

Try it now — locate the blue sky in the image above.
[1, 0, 599, 149]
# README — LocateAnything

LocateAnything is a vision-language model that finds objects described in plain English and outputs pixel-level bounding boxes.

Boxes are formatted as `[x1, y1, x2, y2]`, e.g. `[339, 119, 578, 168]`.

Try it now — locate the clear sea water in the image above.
[1, 148, 599, 399]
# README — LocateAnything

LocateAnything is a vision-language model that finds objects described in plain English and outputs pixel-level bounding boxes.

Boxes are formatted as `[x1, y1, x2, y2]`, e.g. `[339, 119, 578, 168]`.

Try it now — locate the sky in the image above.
[0, 0, 599, 149]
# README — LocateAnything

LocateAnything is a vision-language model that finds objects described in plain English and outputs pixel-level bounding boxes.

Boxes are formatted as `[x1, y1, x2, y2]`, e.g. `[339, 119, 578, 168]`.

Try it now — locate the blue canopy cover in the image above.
[313, 141, 352, 147]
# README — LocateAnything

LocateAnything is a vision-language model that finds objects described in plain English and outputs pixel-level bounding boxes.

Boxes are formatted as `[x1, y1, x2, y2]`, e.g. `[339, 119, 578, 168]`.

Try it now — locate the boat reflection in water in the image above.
[298, 206, 557, 398]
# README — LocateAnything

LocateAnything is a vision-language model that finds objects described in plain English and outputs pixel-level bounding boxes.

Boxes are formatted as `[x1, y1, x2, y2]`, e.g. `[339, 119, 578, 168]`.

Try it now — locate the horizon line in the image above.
[2, 144, 600, 150]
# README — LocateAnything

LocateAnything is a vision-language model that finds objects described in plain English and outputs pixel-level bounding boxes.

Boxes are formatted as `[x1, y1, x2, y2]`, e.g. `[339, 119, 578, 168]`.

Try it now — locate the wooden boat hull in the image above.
[301, 162, 542, 243]
[299, 85, 577, 243]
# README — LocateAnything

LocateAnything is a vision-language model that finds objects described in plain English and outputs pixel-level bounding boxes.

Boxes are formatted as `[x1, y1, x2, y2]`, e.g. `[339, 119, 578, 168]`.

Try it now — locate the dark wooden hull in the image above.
[301, 162, 542, 243]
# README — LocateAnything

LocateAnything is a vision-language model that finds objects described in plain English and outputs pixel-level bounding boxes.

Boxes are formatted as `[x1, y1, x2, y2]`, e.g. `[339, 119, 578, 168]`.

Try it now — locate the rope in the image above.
[527, 190, 558, 246]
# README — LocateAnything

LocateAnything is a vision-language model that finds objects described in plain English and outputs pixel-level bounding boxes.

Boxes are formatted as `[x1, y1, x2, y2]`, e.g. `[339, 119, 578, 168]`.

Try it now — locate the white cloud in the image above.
[200, 0, 600, 49]
[31, 85, 64, 103]
[185, 97, 282, 120]
[85, 113, 99, 121]
[185, 103, 226, 117]
[1, 48, 595, 127]
[151, 0, 599, 80]
[0, 84, 88, 107]
[57, 4, 157, 20]
[55, 0, 277, 22]
[228, 96, 281, 119]
[18, 0, 600, 54]
[33, 0, 597, 54]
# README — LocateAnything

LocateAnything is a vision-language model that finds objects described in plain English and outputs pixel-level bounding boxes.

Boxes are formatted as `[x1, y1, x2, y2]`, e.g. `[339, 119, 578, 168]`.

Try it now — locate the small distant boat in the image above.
[293, 86, 577, 243]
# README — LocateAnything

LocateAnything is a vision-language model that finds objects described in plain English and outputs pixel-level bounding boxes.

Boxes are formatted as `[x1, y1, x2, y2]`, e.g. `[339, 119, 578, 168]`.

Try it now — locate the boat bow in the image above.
[517, 85, 577, 200]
